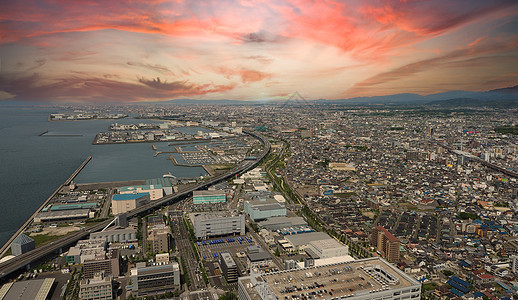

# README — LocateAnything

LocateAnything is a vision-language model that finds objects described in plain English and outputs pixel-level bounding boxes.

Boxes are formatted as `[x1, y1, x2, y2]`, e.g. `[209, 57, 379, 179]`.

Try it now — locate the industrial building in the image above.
[238, 257, 421, 300]
[244, 196, 286, 221]
[79, 272, 113, 300]
[246, 246, 272, 268]
[11, 233, 35, 256]
[258, 216, 307, 231]
[145, 178, 176, 195]
[306, 238, 349, 259]
[280, 231, 331, 252]
[130, 263, 181, 296]
[0, 278, 55, 300]
[371, 226, 401, 263]
[193, 190, 227, 204]
[220, 252, 238, 283]
[90, 228, 137, 243]
[120, 184, 163, 200]
[111, 193, 150, 215]
[190, 211, 245, 239]
[34, 209, 92, 223]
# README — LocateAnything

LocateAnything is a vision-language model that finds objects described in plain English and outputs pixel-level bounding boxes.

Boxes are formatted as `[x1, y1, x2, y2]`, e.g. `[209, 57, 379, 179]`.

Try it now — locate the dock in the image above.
[0, 155, 92, 258]
[153, 151, 177, 157]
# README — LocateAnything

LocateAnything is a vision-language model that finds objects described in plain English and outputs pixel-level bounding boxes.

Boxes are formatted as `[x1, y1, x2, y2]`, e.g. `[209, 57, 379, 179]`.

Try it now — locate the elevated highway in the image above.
[0, 131, 269, 279]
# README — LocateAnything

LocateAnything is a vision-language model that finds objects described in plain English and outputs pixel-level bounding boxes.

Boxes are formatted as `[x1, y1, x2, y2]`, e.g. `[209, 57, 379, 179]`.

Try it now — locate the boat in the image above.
[163, 172, 176, 178]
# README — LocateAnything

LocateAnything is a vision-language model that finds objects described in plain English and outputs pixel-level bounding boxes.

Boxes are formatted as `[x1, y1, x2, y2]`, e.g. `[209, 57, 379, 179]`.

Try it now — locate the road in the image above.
[0, 131, 270, 279]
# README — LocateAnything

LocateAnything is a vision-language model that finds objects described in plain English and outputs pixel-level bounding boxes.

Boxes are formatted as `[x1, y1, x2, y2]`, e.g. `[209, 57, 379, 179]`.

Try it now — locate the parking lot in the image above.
[195, 235, 257, 289]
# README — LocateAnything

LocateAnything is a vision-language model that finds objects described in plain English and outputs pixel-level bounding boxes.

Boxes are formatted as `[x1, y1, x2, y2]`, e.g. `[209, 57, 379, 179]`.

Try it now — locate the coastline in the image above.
[0, 155, 92, 257]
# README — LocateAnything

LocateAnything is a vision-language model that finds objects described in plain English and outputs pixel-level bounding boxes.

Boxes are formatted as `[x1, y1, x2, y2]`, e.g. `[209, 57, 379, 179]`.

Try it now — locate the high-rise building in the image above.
[79, 272, 113, 300]
[83, 249, 120, 279]
[371, 226, 400, 263]
[220, 252, 238, 283]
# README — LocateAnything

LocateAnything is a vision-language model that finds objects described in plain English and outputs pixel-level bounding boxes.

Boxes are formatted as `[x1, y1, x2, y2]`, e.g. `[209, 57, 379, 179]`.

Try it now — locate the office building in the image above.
[0, 278, 55, 300]
[193, 190, 227, 204]
[190, 211, 245, 239]
[111, 193, 149, 215]
[238, 257, 421, 300]
[79, 272, 113, 300]
[120, 184, 163, 200]
[220, 252, 238, 283]
[83, 249, 120, 279]
[130, 263, 180, 296]
[11, 233, 35, 256]
[371, 226, 401, 263]
[150, 230, 172, 253]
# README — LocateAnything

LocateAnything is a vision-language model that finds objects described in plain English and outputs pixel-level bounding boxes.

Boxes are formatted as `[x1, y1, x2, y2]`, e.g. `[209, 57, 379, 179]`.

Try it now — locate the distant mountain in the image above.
[159, 99, 254, 105]
[489, 84, 518, 94]
[322, 84, 518, 105]
[426, 97, 518, 108]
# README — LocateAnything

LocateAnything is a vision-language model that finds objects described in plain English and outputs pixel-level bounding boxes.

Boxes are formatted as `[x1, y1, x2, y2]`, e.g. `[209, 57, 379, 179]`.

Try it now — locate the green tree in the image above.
[219, 292, 238, 300]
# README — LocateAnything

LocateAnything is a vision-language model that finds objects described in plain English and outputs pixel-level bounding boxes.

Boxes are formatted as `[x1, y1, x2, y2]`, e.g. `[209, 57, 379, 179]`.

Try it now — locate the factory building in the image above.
[79, 272, 113, 300]
[11, 233, 35, 256]
[90, 228, 137, 243]
[130, 263, 181, 296]
[238, 257, 421, 300]
[120, 184, 163, 200]
[246, 246, 272, 268]
[145, 178, 176, 195]
[306, 238, 349, 259]
[193, 190, 227, 204]
[111, 193, 150, 215]
[244, 197, 286, 222]
[0, 278, 55, 300]
[34, 209, 92, 223]
[371, 226, 401, 263]
[190, 211, 245, 239]
[220, 252, 238, 283]
[281, 232, 331, 252]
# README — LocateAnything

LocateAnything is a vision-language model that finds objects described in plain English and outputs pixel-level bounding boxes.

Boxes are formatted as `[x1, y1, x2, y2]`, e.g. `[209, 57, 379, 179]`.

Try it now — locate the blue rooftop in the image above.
[450, 276, 470, 288]
[113, 193, 149, 201]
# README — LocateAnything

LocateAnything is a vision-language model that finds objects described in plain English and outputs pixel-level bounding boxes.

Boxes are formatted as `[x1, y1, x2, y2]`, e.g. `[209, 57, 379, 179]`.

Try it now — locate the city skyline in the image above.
[1, 0, 518, 103]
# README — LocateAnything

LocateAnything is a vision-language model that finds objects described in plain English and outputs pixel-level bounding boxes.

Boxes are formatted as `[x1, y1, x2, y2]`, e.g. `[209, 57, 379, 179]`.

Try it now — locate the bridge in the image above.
[0, 131, 269, 279]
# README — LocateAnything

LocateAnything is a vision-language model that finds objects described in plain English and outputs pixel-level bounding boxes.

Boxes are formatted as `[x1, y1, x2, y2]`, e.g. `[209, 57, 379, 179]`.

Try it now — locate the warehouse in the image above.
[193, 190, 226, 204]
[244, 197, 286, 221]
[34, 209, 91, 223]
[90, 228, 137, 243]
[120, 184, 163, 200]
[111, 193, 150, 215]
[283, 232, 331, 252]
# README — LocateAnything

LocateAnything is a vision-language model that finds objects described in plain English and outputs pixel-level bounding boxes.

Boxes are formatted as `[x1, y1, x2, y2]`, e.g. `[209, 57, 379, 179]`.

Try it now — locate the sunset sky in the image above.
[1, 0, 517, 102]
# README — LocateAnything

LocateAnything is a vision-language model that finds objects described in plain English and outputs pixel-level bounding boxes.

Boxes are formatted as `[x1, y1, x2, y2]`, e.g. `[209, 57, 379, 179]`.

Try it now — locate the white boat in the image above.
[163, 172, 176, 178]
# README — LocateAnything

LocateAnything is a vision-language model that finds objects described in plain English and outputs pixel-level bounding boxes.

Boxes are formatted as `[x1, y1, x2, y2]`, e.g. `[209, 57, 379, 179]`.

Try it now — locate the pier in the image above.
[0, 131, 268, 279]
[0, 155, 92, 258]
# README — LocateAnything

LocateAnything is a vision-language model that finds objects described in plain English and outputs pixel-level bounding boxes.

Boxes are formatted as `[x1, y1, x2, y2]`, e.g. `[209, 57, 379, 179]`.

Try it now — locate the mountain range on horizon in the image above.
[1, 85, 517, 106]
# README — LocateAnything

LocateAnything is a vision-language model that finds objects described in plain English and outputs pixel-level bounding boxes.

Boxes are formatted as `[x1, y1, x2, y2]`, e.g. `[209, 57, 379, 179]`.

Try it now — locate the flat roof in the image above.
[120, 184, 162, 192]
[284, 232, 331, 247]
[112, 193, 149, 201]
[0, 278, 55, 300]
[221, 252, 237, 267]
[258, 216, 307, 230]
[35, 209, 90, 220]
[191, 211, 242, 221]
[240, 257, 420, 300]
[194, 190, 226, 196]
